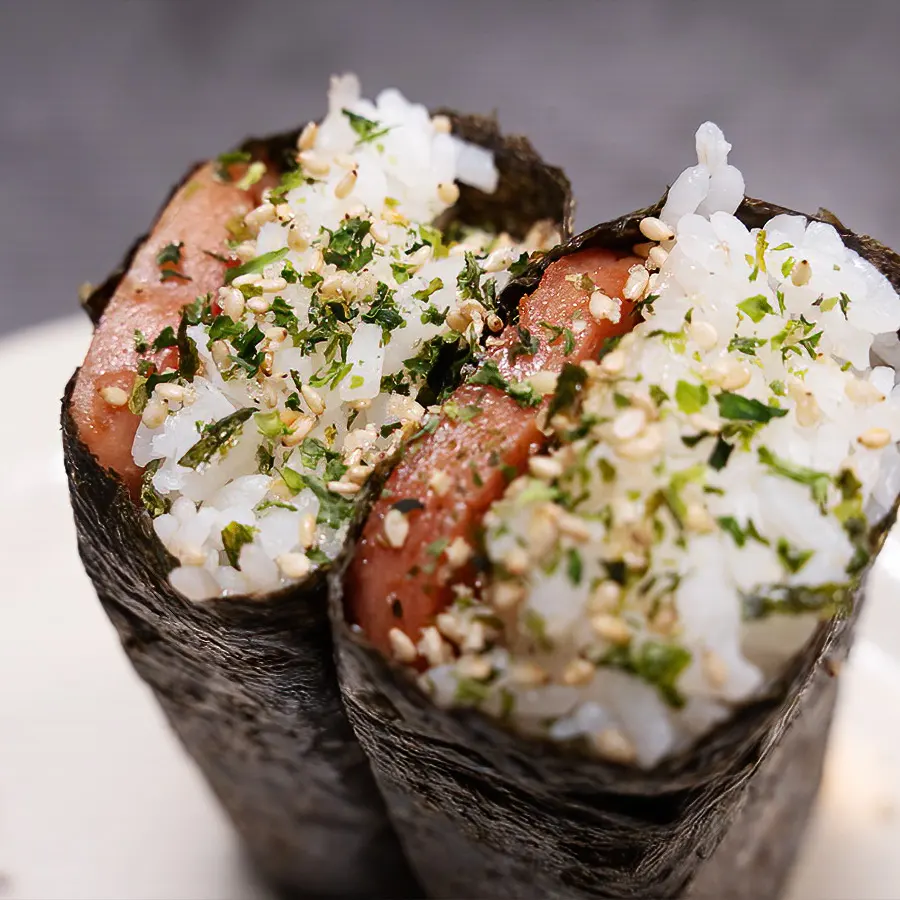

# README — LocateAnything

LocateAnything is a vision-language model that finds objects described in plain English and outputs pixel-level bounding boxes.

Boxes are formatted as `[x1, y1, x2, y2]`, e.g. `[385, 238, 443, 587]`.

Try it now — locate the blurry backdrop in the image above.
[2, 0, 900, 336]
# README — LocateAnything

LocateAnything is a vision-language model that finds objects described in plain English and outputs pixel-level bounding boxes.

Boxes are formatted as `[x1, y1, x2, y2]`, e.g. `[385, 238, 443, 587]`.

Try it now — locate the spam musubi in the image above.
[62, 73, 571, 896]
[335, 123, 900, 898]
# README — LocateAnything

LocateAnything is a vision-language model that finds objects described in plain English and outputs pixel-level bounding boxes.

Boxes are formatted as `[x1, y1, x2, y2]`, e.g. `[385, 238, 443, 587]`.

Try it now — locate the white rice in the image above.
[421, 122, 900, 768]
[131, 74, 557, 601]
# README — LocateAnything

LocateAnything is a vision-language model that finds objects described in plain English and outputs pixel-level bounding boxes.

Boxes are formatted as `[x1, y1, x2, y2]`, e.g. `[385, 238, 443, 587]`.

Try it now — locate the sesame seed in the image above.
[264, 326, 288, 344]
[287, 223, 310, 252]
[258, 277, 288, 293]
[689, 320, 718, 350]
[298, 151, 330, 176]
[437, 181, 460, 205]
[428, 469, 452, 495]
[436, 612, 464, 642]
[246, 297, 271, 314]
[484, 247, 515, 273]
[702, 649, 729, 689]
[592, 727, 637, 764]
[795, 392, 822, 427]
[557, 512, 591, 543]
[461, 620, 487, 653]
[617, 427, 663, 460]
[622, 265, 651, 302]
[328, 480, 361, 496]
[219, 286, 245, 320]
[210, 340, 230, 368]
[790, 259, 812, 286]
[845, 379, 885, 406]
[528, 370, 558, 397]
[389, 628, 418, 663]
[277, 552, 312, 579]
[346, 464, 372, 485]
[281, 415, 315, 446]
[297, 121, 318, 151]
[280, 409, 300, 427]
[234, 241, 257, 262]
[684, 503, 715, 533]
[639, 216, 674, 242]
[720, 360, 751, 391]
[562, 658, 595, 686]
[445, 537, 473, 568]
[334, 153, 357, 170]
[599, 350, 626, 376]
[407, 245, 432, 268]
[456, 654, 492, 680]
[334, 169, 358, 200]
[503, 546, 530, 576]
[588, 581, 622, 614]
[141, 399, 168, 429]
[689, 413, 720, 433]
[528, 456, 563, 481]
[155, 383, 185, 404]
[591, 614, 631, 645]
[301, 384, 326, 415]
[231, 273, 261, 288]
[612, 407, 647, 441]
[486, 313, 503, 333]
[269, 478, 293, 500]
[298, 513, 317, 548]
[418, 626, 452, 666]
[589, 290, 623, 324]
[274, 203, 294, 223]
[245, 203, 276, 230]
[99, 385, 128, 407]
[647, 245, 669, 270]
[383, 509, 409, 549]
[370, 222, 390, 245]
[431, 114, 452, 134]
[509, 662, 548, 686]
[858, 427, 892, 449]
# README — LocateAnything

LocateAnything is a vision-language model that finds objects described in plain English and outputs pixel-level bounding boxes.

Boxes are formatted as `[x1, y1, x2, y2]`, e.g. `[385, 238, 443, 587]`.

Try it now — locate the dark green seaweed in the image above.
[63, 115, 572, 897]
[330, 197, 900, 899]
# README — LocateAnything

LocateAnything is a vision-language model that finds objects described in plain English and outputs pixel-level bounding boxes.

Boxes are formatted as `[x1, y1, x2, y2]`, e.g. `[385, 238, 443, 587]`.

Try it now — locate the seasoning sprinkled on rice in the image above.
[130, 74, 558, 600]
[416, 122, 900, 767]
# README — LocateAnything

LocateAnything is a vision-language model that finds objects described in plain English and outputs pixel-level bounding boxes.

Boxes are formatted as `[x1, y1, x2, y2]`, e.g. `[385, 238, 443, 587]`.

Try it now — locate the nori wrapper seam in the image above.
[62, 113, 572, 897]
[329, 196, 900, 899]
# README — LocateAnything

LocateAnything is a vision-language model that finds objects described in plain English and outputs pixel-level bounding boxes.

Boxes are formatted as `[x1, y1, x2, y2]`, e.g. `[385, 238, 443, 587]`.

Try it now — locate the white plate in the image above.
[0, 317, 898, 900]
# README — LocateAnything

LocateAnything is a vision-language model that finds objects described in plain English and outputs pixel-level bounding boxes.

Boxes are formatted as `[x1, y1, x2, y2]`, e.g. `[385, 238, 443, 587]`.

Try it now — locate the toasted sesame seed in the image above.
[141, 399, 168, 429]
[445, 537, 473, 568]
[509, 662, 548, 686]
[562, 658, 595, 686]
[407, 245, 432, 268]
[795, 392, 822, 427]
[436, 612, 464, 642]
[234, 241, 257, 262]
[301, 384, 325, 415]
[370, 222, 390, 245]
[461, 620, 487, 653]
[264, 326, 288, 344]
[612, 407, 647, 441]
[418, 626, 452, 666]
[346, 464, 372, 485]
[383, 509, 409, 548]
[650, 605, 678, 636]
[389, 628, 418, 663]
[588, 581, 622, 614]
[845, 379, 885, 406]
[591, 614, 631, 645]
[246, 297, 271, 314]
[245, 203, 276, 229]
[528, 369, 558, 396]
[486, 313, 504, 333]
[274, 203, 294, 223]
[689, 413, 720, 433]
[689, 320, 718, 350]
[589, 290, 623, 324]
[210, 340, 231, 367]
[334, 153, 357, 170]
[437, 181, 460, 205]
[297, 121, 318, 151]
[269, 478, 293, 500]
[298, 151, 330, 176]
[623, 265, 651, 302]
[647, 245, 669, 269]
[592, 727, 637, 764]
[231, 273, 261, 289]
[258, 277, 288, 293]
[218, 286, 245, 320]
[639, 216, 674, 242]
[557, 512, 591, 542]
[790, 259, 812, 286]
[328, 480, 361, 496]
[431, 114, 452, 134]
[99, 385, 129, 407]
[600, 350, 626, 376]
[702, 649, 729, 689]
[298, 513, 316, 548]
[720, 360, 751, 391]
[446, 310, 469, 333]
[428, 469, 452, 495]
[334, 169, 358, 200]
[456, 654, 492, 680]
[280, 409, 301, 427]
[281, 415, 315, 446]
[484, 247, 515, 273]
[155, 383, 185, 404]
[277, 552, 312, 579]
[684, 503, 715, 533]
[858, 427, 892, 449]
[528, 456, 563, 481]
[503, 546, 530, 576]
[287, 223, 310, 252]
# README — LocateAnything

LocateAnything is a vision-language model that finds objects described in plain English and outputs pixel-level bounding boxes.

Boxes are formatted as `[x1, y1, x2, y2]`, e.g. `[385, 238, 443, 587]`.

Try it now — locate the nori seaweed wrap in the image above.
[62, 85, 572, 897]
[330, 172, 900, 899]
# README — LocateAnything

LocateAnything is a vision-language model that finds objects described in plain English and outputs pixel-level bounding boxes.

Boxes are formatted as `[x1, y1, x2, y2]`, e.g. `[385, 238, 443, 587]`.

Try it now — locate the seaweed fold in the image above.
[329, 197, 900, 899]
[62, 114, 572, 897]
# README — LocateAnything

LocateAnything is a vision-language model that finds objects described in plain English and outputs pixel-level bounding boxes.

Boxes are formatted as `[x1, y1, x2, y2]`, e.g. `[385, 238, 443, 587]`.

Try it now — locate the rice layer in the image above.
[420, 123, 900, 767]
[129, 75, 556, 600]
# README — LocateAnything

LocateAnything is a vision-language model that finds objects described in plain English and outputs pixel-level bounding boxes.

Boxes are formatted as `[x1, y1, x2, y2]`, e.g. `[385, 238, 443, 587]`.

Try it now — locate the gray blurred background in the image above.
[2, 0, 899, 337]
